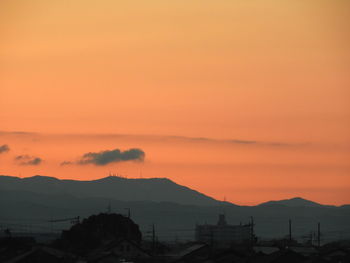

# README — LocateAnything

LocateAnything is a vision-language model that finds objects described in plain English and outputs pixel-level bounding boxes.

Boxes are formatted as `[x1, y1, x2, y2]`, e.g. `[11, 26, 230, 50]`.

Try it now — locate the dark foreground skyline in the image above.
[1, 212, 350, 263]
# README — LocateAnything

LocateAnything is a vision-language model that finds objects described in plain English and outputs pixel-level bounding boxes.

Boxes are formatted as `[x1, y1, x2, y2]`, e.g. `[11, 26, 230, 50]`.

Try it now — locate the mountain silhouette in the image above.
[0, 175, 225, 206]
[0, 175, 349, 242]
[258, 197, 329, 208]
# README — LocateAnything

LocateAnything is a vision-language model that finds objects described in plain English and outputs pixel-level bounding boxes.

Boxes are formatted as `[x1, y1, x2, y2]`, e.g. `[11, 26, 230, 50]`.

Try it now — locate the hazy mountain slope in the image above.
[0, 188, 349, 242]
[258, 197, 330, 208]
[0, 175, 224, 206]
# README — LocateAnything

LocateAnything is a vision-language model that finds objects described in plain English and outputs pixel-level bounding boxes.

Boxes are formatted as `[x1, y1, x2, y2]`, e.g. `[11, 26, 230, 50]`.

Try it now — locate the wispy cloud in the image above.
[0, 130, 305, 148]
[63, 148, 145, 166]
[162, 135, 295, 147]
[60, 161, 73, 166]
[0, 144, 10, 154]
[15, 155, 42, 165]
[0, 131, 36, 136]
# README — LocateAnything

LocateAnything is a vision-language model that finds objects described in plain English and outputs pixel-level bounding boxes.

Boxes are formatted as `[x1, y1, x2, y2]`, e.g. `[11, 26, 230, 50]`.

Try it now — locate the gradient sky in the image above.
[0, 0, 349, 205]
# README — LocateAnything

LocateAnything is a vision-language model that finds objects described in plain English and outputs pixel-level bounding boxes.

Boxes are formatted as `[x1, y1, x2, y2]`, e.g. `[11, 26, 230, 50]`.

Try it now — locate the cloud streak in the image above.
[0, 144, 10, 154]
[0, 131, 36, 136]
[0, 130, 306, 148]
[15, 155, 42, 165]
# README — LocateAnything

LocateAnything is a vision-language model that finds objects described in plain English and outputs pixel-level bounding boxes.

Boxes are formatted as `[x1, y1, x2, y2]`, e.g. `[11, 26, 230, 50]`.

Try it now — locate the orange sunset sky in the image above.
[0, 0, 349, 205]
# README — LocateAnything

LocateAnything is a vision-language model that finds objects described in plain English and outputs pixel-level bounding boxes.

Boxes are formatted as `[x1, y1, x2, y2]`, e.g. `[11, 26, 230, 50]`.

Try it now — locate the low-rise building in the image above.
[87, 238, 151, 263]
[195, 214, 252, 248]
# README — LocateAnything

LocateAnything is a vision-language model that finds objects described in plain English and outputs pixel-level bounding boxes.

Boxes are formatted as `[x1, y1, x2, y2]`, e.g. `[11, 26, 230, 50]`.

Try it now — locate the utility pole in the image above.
[317, 222, 321, 247]
[152, 224, 156, 254]
[50, 215, 53, 233]
[309, 231, 314, 246]
[289, 219, 292, 243]
[250, 216, 255, 245]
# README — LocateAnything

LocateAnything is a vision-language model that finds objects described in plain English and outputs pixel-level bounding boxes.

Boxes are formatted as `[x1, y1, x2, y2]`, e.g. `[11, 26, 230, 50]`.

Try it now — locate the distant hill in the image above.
[0, 175, 349, 242]
[258, 197, 330, 208]
[0, 175, 225, 207]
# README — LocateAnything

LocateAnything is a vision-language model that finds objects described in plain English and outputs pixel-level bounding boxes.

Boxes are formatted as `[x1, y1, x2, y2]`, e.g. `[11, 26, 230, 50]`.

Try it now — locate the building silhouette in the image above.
[195, 214, 252, 248]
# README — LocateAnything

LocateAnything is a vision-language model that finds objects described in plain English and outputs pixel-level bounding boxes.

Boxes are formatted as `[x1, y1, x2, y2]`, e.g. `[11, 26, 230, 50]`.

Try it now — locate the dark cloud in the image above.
[0, 144, 10, 154]
[15, 155, 42, 165]
[77, 148, 145, 166]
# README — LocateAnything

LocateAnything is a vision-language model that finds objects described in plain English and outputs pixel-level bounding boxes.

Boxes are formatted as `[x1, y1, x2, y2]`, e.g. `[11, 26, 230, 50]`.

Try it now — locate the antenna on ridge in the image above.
[107, 200, 112, 214]
[222, 196, 227, 216]
[124, 208, 131, 218]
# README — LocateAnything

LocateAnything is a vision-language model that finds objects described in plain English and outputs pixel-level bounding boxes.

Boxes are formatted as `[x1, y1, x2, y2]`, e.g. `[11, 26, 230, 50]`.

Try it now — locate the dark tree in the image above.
[54, 213, 142, 255]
